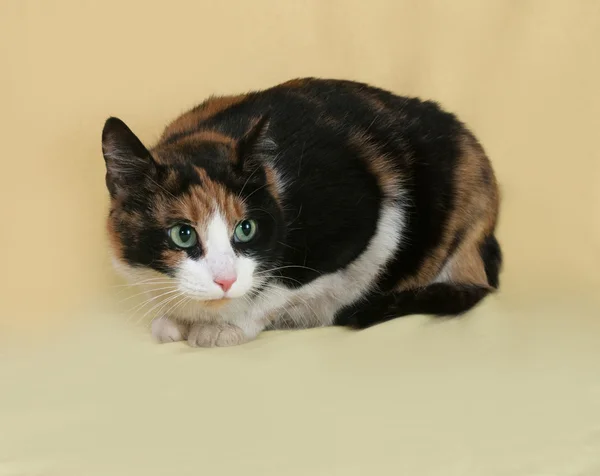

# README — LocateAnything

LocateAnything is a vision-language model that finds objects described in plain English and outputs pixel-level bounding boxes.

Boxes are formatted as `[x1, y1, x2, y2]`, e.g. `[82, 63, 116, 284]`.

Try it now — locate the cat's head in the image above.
[102, 117, 284, 308]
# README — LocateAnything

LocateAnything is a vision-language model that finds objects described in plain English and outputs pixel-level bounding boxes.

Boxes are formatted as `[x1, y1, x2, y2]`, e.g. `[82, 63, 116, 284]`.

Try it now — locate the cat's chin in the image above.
[168, 296, 239, 323]
[198, 297, 231, 309]
[185, 294, 249, 310]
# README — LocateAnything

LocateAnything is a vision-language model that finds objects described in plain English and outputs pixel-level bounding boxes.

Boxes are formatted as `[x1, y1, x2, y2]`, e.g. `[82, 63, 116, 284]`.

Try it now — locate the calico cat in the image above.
[102, 77, 501, 347]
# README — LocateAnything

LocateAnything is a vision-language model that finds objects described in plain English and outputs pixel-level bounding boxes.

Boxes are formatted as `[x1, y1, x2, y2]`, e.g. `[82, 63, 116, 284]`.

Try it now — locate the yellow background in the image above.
[1, 1, 599, 475]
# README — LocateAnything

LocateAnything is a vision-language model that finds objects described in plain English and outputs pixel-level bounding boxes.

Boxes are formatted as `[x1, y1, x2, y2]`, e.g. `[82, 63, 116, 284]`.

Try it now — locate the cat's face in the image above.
[102, 117, 284, 308]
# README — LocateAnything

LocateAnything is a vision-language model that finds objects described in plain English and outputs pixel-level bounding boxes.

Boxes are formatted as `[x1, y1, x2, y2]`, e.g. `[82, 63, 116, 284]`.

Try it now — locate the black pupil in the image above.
[179, 226, 192, 242]
[240, 221, 252, 236]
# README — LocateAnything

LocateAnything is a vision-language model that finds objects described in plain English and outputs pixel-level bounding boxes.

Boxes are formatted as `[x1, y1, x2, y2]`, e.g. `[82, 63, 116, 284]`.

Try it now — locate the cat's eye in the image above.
[233, 219, 258, 243]
[168, 224, 198, 249]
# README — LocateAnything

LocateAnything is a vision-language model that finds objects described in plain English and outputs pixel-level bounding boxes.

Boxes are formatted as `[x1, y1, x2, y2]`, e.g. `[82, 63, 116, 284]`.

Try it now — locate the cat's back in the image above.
[158, 77, 459, 152]
[155, 77, 477, 207]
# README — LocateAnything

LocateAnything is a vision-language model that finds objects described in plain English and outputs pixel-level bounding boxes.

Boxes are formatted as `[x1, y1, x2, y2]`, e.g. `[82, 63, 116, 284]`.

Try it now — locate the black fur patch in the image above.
[121, 223, 175, 275]
[480, 234, 502, 289]
[334, 284, 490, 328]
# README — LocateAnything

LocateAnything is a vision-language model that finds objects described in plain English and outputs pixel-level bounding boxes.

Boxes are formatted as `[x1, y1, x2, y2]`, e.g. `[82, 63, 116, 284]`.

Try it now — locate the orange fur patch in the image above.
[184, 130, 235, 145]
[280, 78, 309, 88]
[160, 95, 247, 142]
[161, 248, 186, 269]
[151, 168, 245, 241]
[263, 165, 282, 206]
[202, 298, 231, 309]
[106, 216, 124, 261]
[397, 132, 500, 290]
[348, 129, 403, 202]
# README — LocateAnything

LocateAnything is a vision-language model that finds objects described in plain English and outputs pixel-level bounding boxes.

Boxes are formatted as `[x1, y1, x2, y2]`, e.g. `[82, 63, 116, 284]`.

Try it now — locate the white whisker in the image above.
[117, 286, 177, 304]
[137, 292, 184, 325]
[126, 289, 182, 318]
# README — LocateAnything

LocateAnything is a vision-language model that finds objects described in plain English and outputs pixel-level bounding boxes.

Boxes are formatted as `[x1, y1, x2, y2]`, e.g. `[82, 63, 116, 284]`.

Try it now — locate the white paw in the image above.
[151, 316, 186, 343]
[187, 322, 251, 348]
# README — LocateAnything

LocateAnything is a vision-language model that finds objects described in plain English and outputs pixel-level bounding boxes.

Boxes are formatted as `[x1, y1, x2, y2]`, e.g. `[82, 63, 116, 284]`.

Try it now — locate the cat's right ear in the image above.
[102, 117, 156, 197]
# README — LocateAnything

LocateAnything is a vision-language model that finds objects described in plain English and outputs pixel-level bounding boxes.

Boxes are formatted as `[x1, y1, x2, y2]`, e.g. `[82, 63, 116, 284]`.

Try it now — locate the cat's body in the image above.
[102, 78, 501, 347]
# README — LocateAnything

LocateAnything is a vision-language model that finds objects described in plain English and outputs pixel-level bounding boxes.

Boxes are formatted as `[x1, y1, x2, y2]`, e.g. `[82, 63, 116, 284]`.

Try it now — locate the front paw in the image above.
[187, 322, 250, 348]
[151, 316, 188, 343]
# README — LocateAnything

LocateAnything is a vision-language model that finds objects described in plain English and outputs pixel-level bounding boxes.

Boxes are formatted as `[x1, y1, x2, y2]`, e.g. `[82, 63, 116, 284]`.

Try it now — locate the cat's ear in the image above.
[234, 115, 271, 173]
[102, 117, 156, 197]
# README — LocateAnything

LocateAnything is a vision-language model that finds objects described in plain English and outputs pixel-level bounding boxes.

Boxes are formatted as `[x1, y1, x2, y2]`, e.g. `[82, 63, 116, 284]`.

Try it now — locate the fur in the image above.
[102, 77, 502, 347]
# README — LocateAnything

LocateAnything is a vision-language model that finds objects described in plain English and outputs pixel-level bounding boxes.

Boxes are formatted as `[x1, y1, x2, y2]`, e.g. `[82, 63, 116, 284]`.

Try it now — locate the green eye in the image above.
[168, 224, 198, 249]
[234, 219, 258, 243]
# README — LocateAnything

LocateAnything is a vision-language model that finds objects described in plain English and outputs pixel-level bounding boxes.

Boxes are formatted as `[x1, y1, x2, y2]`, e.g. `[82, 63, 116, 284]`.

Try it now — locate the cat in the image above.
[102, 77, 502, 347]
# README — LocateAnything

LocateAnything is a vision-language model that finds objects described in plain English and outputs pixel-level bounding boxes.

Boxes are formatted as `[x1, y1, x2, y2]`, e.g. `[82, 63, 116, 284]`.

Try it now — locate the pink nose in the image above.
[214, 277, 236, 293]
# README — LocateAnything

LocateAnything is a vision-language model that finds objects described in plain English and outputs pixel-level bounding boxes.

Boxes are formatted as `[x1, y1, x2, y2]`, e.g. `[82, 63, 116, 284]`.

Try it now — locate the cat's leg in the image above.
[334, 283, 491, 329]
[266, 305, 325, 330]
[151, 316, 190, 343]
[187, 322, 249, 347]
[187, 317, 267, 348]
[151, 316, 257, 347]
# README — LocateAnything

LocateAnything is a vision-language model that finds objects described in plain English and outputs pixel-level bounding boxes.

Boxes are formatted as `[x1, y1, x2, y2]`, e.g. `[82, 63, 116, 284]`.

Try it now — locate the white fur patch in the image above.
[432, 254, 455, 284]
[176, 213, 257, 301]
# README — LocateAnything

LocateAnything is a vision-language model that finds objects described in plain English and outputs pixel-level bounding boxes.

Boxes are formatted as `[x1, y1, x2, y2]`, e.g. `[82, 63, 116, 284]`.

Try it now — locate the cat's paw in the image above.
[187, 322, 250, 348]
[151, 316, 187, 343]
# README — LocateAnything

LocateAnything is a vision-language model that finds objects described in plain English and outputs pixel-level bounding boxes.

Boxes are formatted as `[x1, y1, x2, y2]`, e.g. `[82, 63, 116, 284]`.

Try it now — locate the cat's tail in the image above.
[335, 233, 503, 329]
[334, 283, 491, 329]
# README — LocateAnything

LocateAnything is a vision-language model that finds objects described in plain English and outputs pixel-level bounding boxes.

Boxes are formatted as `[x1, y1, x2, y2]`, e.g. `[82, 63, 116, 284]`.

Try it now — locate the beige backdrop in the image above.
[1, 1, 599, 475]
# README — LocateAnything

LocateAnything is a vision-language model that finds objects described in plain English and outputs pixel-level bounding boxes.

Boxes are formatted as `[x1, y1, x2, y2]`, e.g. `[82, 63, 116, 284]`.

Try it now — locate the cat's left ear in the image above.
[102, 117, 156, 197]
[234, 115, 271, 173]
